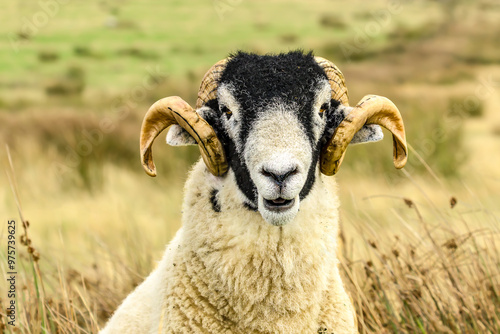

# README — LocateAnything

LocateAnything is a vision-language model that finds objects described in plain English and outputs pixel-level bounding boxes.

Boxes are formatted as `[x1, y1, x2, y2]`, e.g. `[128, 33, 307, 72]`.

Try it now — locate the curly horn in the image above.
[140, 96, 228, 177]
[320, 95, 408, 176]
[314, 56, 349, 105]
[196, 58, 231, 109]
[314, 57, 407, 175]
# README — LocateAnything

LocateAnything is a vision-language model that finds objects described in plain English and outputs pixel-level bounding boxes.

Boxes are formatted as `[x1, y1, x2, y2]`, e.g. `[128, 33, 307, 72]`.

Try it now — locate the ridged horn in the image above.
[196, 58, 231, 109]
[140, 96, 228, 177]
[314, 56, 349, 105]
[320, 95, 408, 176]
[314, 57, 407, 176]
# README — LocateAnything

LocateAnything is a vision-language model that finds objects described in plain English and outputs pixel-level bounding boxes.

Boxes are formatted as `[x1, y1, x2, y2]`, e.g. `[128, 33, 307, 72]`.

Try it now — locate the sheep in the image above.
[100, 50, 407, 334]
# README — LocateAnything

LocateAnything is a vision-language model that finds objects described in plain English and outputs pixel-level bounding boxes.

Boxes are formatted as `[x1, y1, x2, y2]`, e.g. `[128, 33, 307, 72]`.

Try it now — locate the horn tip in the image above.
[394, 156, 408, 169]
[142, 162, 157, 177]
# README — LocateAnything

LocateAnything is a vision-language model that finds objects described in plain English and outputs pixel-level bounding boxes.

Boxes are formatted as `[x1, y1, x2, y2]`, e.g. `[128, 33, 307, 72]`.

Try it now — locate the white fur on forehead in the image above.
[166, 106, 212, 147]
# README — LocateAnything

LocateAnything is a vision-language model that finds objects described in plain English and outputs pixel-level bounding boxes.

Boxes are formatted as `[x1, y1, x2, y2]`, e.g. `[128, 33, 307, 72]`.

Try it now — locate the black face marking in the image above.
[299, 99, 343, 199]
[243, 202, 258, 212]
[210, 189, 221, 213]
[219, 51, 329, 146]
[319, 102, 329, 117]
[204, 100, 258, 204]
[320, 99, 343, 147]
[220, 105, 232, 119]
[202, 51, 346, 205]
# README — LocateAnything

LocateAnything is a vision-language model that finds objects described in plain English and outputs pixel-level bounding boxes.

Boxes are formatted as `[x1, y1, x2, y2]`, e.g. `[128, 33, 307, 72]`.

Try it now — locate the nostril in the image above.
[283, 167, 298, 179]
[261, 169, 273, 178]
[261, 167, 298, 185]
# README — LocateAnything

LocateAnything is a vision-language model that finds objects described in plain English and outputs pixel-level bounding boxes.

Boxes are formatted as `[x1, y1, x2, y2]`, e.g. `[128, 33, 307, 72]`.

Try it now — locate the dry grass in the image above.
[1, 156, 499, 333]
[1, 149, 181, 333]
[340, 198, 499, 333]
[1, 1, 499, 333]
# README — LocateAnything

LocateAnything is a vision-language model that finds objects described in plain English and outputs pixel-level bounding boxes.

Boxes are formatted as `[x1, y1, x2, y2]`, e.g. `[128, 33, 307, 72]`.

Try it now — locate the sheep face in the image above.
[169, 52, 346, 226]
[214, 78, 332, 226]
[213, 53, 347, 226]
[212, 53, 339, 226]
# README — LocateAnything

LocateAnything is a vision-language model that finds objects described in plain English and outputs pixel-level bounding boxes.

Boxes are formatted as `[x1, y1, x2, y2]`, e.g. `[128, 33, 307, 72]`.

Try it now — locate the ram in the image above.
[101, 51, 407, 334]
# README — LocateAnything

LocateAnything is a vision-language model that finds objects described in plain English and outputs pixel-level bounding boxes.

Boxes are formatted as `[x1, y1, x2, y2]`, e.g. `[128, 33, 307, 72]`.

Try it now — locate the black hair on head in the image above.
[218, 50, 330, 145]
[219, 50, 328, 110]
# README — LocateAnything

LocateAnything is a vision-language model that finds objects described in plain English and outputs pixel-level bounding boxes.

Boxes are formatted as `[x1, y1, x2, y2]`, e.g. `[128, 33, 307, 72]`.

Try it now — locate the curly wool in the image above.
[100, 160, 356, 334]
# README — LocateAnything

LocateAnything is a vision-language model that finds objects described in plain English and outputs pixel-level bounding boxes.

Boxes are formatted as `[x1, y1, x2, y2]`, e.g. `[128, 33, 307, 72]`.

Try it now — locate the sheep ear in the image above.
[339, 105, 383, 145]
[166, 107, 212, 146]
[166, 125, 197, 146]
[350, 124, 384, 145]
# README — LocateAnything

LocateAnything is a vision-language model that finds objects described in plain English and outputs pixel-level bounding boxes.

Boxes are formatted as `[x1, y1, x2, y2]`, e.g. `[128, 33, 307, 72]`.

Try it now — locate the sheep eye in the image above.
[220, 105, 232, 118]
[319, 103, 329, 115]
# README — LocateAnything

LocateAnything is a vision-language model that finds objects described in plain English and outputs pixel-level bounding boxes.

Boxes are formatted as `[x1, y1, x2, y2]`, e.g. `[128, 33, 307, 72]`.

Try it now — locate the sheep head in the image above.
[140, 51, 407, 226]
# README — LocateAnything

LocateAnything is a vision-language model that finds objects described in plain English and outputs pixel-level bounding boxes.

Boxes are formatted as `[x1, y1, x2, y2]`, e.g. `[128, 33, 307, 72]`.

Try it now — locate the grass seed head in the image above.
[450, 196, 458, 208]
[404, 198, 414, 208]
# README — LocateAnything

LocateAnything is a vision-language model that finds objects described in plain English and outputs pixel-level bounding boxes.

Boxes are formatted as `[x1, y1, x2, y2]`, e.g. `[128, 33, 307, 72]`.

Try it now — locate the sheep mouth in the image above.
[263, 197, 295, 212]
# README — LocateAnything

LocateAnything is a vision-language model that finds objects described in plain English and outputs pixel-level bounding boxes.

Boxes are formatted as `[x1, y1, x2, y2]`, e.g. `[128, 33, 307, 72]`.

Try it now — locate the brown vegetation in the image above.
[1, 0, 499, 333]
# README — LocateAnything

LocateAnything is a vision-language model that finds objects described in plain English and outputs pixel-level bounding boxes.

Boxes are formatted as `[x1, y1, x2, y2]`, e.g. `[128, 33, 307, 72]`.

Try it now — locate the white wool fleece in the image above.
[100, 160, 357, 334]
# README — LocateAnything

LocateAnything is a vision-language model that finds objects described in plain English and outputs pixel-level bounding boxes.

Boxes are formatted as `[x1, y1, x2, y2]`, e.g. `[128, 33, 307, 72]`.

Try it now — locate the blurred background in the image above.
[1, 0, 499, 332]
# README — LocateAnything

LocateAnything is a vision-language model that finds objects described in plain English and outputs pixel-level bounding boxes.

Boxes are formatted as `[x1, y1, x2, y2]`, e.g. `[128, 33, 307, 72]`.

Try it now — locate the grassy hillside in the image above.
[1, 0, 499, 332]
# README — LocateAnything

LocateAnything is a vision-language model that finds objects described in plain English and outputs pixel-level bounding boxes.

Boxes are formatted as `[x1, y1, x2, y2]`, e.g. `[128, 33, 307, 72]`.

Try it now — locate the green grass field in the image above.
[1, 0, 499, 332]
